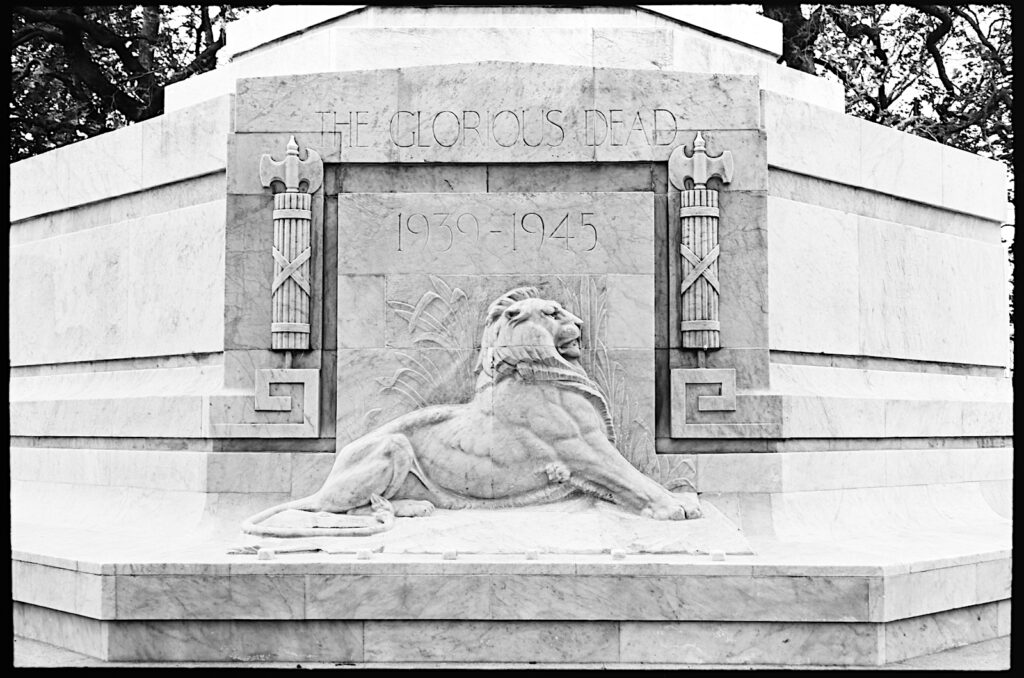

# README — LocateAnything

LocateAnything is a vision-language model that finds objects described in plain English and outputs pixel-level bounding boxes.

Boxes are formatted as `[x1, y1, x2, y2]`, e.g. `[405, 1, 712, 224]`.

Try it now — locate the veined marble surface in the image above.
[254, 495, 751, 556]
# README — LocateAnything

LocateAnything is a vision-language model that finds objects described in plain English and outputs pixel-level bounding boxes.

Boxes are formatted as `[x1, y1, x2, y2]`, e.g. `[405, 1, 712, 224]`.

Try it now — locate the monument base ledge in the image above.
[12, 498, 1010, 666]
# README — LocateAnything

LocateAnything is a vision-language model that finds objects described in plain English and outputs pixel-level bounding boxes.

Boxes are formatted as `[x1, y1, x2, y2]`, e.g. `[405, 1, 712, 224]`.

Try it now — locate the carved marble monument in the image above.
[244, 286, 700, 538]
[10, 5, 1011, 668]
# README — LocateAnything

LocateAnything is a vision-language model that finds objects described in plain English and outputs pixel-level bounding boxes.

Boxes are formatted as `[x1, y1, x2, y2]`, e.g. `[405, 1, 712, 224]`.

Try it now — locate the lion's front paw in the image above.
[392, 499, 435, 518]
[676, 491, 702, 520]
[645, 492, 702, 521]
[544, 462, 571, 484]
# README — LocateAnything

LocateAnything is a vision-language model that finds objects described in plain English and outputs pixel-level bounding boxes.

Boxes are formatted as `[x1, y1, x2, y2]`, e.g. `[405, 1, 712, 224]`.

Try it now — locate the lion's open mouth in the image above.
[557, 337, 581, 359]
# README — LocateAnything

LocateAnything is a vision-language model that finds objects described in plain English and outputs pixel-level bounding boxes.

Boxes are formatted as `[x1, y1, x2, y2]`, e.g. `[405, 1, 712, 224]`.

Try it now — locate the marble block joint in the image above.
[669, 131, 734, 350]
[260, 136, 323, 350]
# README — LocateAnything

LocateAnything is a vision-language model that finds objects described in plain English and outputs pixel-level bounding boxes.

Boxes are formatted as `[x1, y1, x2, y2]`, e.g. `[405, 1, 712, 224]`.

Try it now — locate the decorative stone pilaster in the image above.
[668, 132, 733, 350]
[260, 137, 324, 350]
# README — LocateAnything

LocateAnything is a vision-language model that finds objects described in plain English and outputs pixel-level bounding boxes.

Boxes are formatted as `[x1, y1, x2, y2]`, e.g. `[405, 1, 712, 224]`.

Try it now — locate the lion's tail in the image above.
[240, 496, 395, 538]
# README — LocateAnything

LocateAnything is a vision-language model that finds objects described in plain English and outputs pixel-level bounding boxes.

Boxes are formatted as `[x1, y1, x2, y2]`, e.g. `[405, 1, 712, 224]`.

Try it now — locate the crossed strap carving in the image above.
[272, 246, 311, 294]
[679, 243, 720, 294]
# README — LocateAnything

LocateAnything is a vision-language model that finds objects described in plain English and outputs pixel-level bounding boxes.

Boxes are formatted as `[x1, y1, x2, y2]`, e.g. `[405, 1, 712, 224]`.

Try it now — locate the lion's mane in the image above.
[473, 286, 617, 443]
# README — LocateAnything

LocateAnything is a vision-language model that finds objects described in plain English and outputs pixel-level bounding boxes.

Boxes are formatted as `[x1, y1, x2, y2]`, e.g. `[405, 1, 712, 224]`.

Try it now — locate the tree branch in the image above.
[16, 7, 149, 79]
[950, 6, 1006, 73]
[906, 4, 957, 93]
[824, 7, 889, 65]
[12, 25, 65, 47]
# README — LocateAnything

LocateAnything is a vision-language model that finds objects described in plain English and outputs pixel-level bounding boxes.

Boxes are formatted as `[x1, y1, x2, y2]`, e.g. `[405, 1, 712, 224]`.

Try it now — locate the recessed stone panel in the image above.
[337, 191, 656, 467]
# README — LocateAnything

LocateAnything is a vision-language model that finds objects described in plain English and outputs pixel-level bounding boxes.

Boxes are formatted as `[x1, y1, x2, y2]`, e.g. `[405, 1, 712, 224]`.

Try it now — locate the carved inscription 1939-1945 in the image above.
[395, 210, 598, 253]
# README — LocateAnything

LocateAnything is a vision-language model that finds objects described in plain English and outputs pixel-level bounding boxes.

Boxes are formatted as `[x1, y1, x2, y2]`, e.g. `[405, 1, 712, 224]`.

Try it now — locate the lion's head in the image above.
[475, 287, 587, 380]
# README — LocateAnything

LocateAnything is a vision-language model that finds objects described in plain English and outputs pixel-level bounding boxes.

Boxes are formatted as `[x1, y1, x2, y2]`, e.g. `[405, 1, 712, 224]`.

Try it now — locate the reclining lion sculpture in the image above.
[243, 286, 701, 537]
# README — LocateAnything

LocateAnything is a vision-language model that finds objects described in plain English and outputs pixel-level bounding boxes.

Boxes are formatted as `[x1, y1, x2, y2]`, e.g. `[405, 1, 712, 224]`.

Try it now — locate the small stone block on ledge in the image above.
[611, 549, 627, 560]
[442, 550, 458, 560]
[355, 550, 372, 560]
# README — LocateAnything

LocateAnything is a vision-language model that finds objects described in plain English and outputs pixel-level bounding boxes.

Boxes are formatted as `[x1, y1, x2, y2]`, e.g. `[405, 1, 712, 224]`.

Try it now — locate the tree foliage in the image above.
[763, 4, 1012, 198]
[10, 5, 265, 162]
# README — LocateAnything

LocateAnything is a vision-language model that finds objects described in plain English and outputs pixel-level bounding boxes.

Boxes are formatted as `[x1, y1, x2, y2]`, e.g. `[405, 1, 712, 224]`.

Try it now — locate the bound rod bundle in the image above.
[668, 132, 733, 351]
[259, 136, 323, 352]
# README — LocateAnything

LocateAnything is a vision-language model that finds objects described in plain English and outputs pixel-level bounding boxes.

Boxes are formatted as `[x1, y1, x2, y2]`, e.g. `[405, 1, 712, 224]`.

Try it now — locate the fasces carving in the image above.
[669, 132, 733, 350]
[243, 287, 698, 537]
[207, 368, 320, 437]
[260, 137, 323, 350]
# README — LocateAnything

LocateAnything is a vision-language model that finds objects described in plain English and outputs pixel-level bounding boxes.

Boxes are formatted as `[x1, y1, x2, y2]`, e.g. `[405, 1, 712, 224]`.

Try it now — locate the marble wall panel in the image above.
[305, 573, 493, 619]
[883, 602, 1001, 664]
[333, 27, 594, 76]
[940, 146, 1008, 222]
[764, 92, 1006, 221]
[62, 124, 146, 211]
[767, 198, 859, 354]
[490, 574, 870, 621]
[11, 395, 207, 438]
[140, 96, 232, 189]
[10, 201, 225, 366]
[697, 453, 783, 493]
[882, 564, 978, 621]
[857, 216, 1009, 366]
[11, 98, 229, 223]
[106, 619, 363, 662]
[337, 192, 653, 275]
[763, 92, 860, 188]
[960, 401, 1015, 436]
[779, 450, 889, 492]
[777, 397, 890, 439]
[205, 452, 292, 493]
[619, 620, 880, 665]
[11, 174, 226, 246]
[997, 600, 1011, 636]
[115, 574, 305, 620]
[14, 602, 107, 660]
[364, 620, 620, 663]
[859, 118, 942, 207]
[768, 170, 1002, 243]
[974, 558, 1011, 603]
[10, 150, 69, 222]
[12, 561, 115, 619]
[10, 447, 111, 486]
[965, 448, 1014, 482]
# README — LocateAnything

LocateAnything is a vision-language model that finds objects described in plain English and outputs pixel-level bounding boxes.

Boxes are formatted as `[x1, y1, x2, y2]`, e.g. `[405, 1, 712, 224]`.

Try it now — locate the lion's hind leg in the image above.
[315, 433, 417, 514]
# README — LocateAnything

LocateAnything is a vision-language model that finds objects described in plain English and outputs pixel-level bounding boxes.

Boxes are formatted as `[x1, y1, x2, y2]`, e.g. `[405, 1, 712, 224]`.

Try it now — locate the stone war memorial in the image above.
[10, 5, 1012, 667]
